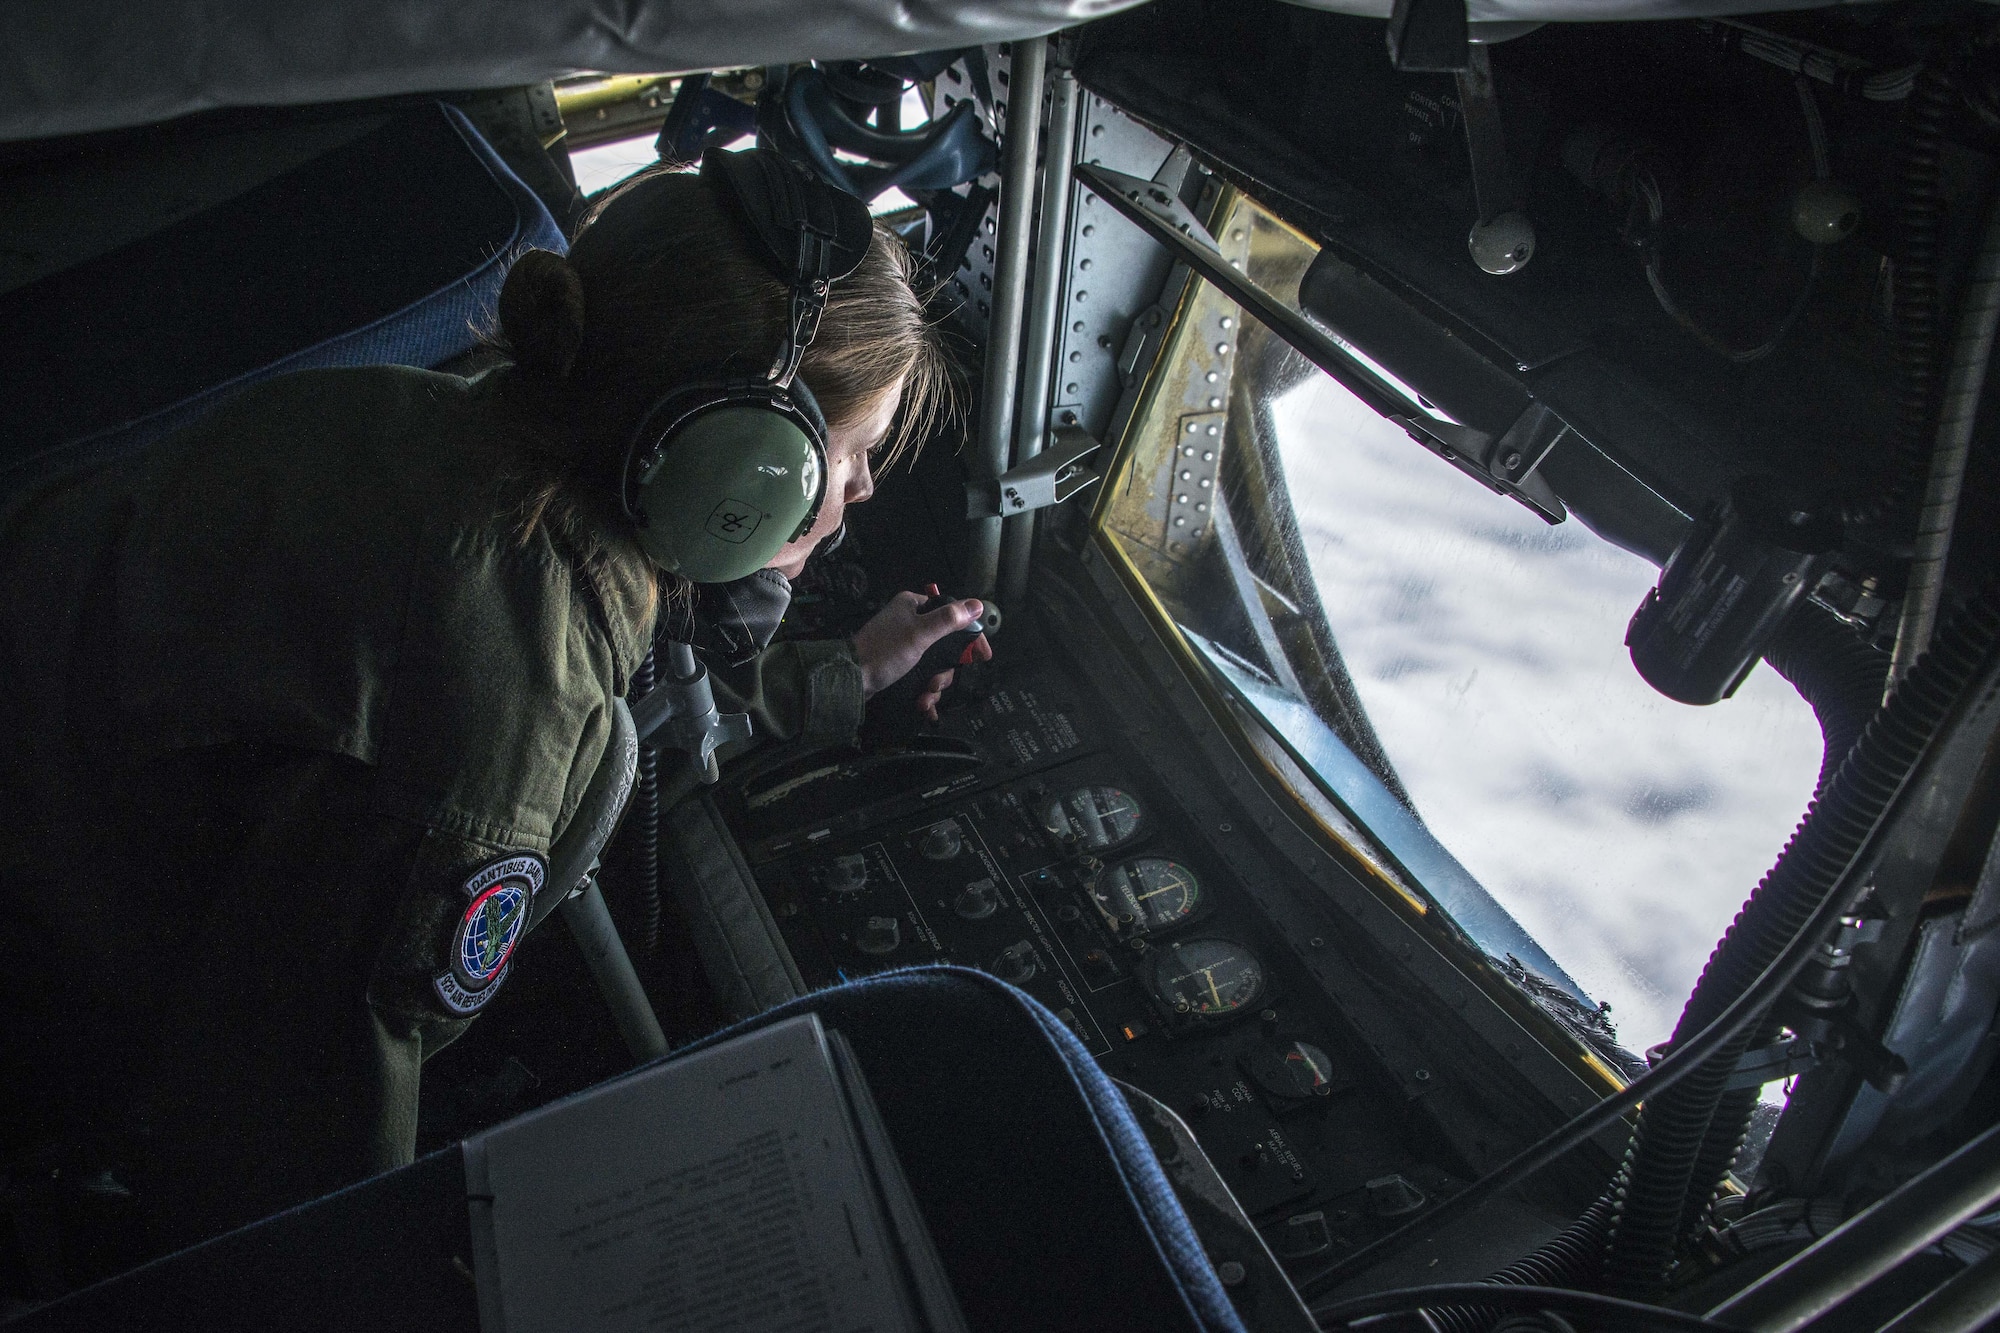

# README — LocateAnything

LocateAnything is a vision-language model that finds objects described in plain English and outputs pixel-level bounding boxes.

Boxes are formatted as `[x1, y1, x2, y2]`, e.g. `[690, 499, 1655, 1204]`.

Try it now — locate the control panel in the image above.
[720, 648, 1473, 1267]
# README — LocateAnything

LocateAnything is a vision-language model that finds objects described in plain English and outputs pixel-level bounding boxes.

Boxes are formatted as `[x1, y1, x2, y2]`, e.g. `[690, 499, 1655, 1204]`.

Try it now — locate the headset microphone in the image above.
[620, 148, 873, 584]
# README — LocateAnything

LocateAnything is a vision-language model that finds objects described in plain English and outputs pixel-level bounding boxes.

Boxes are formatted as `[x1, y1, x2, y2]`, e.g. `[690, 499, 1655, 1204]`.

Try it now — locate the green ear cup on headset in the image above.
[631, 401, 824, 583]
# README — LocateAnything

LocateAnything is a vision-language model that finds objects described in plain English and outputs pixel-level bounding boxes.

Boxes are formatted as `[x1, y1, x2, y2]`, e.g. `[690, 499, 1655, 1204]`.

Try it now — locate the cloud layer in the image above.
[1272, 377, 1825, 1053]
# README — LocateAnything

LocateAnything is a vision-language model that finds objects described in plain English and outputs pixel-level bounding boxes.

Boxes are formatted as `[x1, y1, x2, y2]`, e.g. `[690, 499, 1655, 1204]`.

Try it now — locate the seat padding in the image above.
[0, 103, 563, 481]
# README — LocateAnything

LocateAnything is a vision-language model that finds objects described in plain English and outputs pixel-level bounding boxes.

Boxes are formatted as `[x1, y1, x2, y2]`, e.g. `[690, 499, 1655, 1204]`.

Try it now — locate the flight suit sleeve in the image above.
[127, 745, 541, 1253]
[706, 638, 866, 757]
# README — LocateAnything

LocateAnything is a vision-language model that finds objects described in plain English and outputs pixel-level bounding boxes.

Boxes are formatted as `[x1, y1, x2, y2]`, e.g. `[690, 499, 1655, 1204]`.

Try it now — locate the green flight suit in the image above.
[0, 365, 862, 1260]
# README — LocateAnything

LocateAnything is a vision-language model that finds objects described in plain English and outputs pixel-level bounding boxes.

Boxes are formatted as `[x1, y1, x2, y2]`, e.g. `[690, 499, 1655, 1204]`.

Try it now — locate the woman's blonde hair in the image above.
[499, 167, 954, 566]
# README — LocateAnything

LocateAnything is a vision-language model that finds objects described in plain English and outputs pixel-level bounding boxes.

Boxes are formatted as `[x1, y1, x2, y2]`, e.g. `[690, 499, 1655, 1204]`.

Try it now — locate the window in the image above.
[1096, 191, 1824, 1056]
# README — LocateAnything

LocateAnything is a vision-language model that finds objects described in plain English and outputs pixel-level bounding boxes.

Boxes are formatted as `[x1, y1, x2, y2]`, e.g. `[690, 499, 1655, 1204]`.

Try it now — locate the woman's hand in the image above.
[852, 592, 994, 720]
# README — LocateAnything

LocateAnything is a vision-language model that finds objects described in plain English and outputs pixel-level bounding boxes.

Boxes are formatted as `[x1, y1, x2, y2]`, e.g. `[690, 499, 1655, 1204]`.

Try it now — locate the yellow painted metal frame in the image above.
[1085, 188, 1627, 1097]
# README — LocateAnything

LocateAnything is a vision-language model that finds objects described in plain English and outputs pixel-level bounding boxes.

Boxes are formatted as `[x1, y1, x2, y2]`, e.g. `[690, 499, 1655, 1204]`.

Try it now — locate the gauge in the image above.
[1246, 1040, 1340, 1102]
[1090, 856, 1202, 936]
[1042, 784, 1146, 853]
[1143, 937, 1268, 1021]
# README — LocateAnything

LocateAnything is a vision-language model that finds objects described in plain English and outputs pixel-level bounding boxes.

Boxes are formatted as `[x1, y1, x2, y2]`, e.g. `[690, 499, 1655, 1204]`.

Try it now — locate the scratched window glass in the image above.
[1267, 368, 1824, 1054]
[1239, 227, 1820, 1055]
[1100, 192, 1825, 1057]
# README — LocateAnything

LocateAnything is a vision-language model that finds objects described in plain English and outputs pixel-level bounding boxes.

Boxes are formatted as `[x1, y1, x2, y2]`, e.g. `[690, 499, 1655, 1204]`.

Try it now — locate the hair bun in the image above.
[498, 249, 586, 379]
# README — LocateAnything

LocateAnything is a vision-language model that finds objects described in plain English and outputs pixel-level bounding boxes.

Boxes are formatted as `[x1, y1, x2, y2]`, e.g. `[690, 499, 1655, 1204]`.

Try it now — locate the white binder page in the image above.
[466, 1013, 915, 1333]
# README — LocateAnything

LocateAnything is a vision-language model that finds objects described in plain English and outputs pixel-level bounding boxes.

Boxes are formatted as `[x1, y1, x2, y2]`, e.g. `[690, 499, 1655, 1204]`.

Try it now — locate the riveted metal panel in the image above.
[1048, 95, 1179, 443]
[935, 48, 1007, 348]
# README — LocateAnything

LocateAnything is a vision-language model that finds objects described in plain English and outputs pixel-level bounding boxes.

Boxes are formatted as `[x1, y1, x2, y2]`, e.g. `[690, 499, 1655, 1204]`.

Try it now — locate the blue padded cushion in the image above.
[0, 102, 563, 479]
[665, 965, 1249, 1333]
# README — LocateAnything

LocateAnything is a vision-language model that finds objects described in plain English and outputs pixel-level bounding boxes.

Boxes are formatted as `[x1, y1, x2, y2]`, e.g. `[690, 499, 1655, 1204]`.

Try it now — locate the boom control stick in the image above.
[868, 585, 1000, 732]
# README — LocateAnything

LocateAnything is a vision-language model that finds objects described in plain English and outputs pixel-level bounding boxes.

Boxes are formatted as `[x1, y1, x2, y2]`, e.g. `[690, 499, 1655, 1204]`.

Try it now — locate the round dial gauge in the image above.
[1042, 785, 1146, 852]
[1248, 1040, 1339, 1101]
[1144, 938, 1268, 1021]
[1090, 856, 1202, 936]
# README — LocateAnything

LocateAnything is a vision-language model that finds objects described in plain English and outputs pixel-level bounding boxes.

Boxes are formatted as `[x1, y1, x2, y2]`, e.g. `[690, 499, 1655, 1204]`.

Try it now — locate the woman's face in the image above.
[767, 379, 902, 579]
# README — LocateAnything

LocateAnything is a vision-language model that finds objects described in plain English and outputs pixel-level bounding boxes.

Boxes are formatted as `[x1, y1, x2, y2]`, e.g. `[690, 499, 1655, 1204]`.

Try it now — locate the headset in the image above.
[619, 147, 874, 584]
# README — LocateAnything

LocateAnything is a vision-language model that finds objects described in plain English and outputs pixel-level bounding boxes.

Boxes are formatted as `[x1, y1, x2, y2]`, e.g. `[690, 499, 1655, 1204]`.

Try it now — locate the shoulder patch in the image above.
[434, 852, 545, 1016]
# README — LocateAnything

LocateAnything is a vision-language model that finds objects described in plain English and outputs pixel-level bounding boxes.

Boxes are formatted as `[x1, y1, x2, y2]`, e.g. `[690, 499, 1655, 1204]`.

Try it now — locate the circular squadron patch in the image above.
[434, 853, 545, 1016]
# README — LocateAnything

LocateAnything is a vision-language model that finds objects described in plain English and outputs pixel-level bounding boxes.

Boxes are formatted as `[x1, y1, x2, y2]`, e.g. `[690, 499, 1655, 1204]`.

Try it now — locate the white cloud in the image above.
[1272, 375, 1824, 1053]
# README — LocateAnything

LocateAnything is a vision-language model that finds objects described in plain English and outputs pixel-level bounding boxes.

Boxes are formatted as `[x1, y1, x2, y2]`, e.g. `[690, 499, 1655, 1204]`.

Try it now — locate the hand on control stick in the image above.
[852, 591, 994, 721]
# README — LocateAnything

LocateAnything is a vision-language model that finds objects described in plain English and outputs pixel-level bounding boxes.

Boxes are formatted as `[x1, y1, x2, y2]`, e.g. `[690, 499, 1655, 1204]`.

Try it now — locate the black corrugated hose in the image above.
[1419, 1198, 1621, 1333]
[631, 648, 663, 956]
[1659, 608, 1893, 1254]
[1766, 606, 1897, 803]
[1597, 580, 2000, 1301]
[1407, 75, 1955, 1326]
[1375, 577, 2000, 1326]
[1594, 68, 1959, 1302]
[1416, 606, 1892, 1332]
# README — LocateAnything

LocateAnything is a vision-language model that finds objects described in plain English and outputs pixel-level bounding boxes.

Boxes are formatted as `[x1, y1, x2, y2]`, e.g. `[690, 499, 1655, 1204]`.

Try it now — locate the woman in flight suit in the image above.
[0, 154, 979, 1278]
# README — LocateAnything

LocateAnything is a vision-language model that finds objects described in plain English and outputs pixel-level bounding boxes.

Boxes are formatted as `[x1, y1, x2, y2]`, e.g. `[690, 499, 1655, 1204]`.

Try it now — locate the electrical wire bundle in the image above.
[1708, 20, 1920, 103]
[1631, 77, 1830, 365]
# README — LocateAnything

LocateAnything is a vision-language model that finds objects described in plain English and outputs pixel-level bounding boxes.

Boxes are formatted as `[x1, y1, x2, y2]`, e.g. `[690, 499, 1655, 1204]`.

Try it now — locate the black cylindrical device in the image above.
[1627, 480, 1840, 705]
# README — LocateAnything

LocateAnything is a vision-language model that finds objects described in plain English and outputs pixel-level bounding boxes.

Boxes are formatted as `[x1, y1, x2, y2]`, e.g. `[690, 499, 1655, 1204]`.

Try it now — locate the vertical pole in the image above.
[1000, 58, 1079, 613]
[561, 881, 670, 1062]
[967, 37, 1047, 600]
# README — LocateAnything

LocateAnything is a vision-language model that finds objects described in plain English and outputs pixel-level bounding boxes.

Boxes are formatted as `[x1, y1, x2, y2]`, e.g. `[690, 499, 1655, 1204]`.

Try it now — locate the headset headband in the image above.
[699, 147, 872, 387]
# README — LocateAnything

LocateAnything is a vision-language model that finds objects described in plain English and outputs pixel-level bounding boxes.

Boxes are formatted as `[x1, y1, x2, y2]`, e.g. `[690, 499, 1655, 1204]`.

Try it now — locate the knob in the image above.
[1792, 179, 1859, 245]
[992, 940, 1037, 984]
[954, 878, 1001, 920]
[855, 916, 901, 955]
[1467, 211, 1535, 276]
[919, 820, 963, 861]
[825, 854, 868, 894]
[1365, 1174, 1426, 1218]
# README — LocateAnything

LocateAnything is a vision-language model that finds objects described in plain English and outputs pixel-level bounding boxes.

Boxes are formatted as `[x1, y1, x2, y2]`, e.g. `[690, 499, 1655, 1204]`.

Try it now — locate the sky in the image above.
[1269, 374, 1827, 1056]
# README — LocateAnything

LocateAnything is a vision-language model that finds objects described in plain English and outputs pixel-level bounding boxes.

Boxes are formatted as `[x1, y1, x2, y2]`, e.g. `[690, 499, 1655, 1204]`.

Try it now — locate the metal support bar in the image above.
[1386, 0, 1470, 72]
[1000, 57, 1079, 612]
[967, 37, 1047, 600]
[1724, 1036, 1820, 1092]
[1088, 157, 1568, 524]
[1877, 1243, 2000, 1333]
[560, 879, 670, 1063]
[1455, 47, 1516, 226]
[629, 639, 751, 784]
[966, 425, 1101, 517]
[1076, 163, 1410, 418]
[1708, 1118, 2000, 1332]
[1455, 45, 1536, 275]
[1888, 190, 2000, 690]
[1078, 158, 1571, 525]
[1394, 411, 1567, 523]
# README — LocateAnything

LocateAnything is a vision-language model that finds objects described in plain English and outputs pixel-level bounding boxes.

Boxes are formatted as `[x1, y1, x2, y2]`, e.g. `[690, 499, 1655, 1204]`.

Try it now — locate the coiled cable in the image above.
[630, 647, 662, 955]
